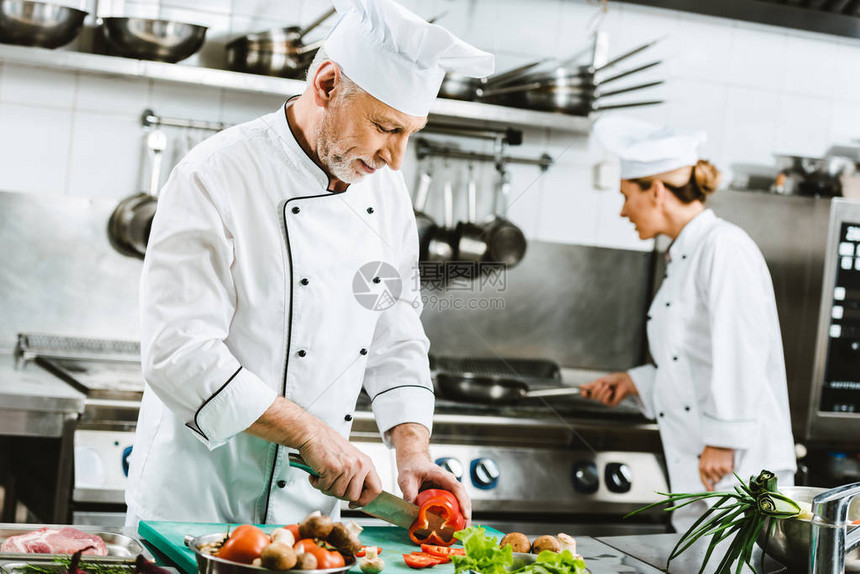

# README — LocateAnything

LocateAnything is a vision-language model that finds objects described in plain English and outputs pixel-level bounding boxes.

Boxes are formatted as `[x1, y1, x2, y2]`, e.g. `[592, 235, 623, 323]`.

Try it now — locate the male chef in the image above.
[125, 0, 494, 526]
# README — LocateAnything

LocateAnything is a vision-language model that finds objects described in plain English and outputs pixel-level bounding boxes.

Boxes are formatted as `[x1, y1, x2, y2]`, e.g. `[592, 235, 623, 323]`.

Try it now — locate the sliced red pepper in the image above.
[355, 546, 383, 557]
[403, 553, 441, 568]
[420, 544, 465, 558]
[411, 551, 450, 564]
[852, 518, 860, 525]
[409, 489, 466, 547]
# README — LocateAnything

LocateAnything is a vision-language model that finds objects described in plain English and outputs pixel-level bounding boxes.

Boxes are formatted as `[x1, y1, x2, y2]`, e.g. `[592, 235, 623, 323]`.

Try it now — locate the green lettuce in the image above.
[451, 528, 587, 574]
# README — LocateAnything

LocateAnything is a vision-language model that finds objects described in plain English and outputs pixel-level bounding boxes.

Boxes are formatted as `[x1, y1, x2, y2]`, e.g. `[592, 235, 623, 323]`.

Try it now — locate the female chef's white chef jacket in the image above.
[628, 209, 796, 525]
[125, 104, 435, 525]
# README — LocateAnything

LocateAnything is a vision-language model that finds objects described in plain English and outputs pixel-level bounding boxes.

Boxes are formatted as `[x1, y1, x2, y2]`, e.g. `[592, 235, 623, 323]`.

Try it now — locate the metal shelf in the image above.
[0, 43, 592, 133]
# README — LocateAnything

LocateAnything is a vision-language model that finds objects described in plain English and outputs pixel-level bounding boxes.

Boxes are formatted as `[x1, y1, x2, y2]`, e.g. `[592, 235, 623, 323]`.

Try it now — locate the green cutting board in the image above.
[139, 521, 504, 574]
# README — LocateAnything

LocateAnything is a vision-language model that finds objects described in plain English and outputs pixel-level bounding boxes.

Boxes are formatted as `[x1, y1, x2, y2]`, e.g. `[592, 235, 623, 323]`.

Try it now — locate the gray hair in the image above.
[305, 47, 364, 101]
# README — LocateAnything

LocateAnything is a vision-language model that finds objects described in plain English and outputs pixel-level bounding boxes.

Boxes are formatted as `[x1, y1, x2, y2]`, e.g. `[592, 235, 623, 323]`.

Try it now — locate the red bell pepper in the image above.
[420, 544, 465, 558]
[403, 553, 442, 568]
[408, 489, 466, 547]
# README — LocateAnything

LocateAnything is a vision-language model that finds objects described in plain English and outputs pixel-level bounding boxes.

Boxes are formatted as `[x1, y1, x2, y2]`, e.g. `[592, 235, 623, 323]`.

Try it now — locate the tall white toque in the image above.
[324, 0, 495, 117]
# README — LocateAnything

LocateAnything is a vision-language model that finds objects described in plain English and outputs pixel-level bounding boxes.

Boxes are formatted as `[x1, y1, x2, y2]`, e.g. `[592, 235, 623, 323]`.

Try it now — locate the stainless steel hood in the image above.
[618, 0, 860, 39]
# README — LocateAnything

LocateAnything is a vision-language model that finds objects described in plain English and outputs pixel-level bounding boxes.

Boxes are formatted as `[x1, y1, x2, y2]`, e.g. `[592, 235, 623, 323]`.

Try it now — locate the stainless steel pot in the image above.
[426, 178, 456, 263]
[412, 171, 438, 261]
[101, 17, 207, 63]
[226, 7, 334, 78]
[438, 59, 545, 101]
[184, 533, 354, 574]
[0, 0, 87, 48]
[756, 486, 860, 572]
[455, 166, 488, 263]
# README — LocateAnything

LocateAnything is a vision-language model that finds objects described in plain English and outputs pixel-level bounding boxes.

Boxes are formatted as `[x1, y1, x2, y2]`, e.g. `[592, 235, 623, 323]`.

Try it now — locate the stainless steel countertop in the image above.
[597, 533, 789, 574]
[0, 354, 84, 413]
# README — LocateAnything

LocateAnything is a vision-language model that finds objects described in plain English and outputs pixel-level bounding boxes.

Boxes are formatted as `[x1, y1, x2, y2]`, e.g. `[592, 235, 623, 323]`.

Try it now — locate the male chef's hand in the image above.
[299, 423, 383, 507]
[386, 423, 472, 524]
[699, 445, 734, 491]
[580, 371, 638, 407]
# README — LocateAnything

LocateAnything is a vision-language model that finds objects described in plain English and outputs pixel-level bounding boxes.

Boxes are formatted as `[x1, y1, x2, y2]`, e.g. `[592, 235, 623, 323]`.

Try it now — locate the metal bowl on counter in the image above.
[100, 17, 207, 63]
[756, 486, 860, 571]
[185, 533, 354, 574]
[0, 0, 87, 48]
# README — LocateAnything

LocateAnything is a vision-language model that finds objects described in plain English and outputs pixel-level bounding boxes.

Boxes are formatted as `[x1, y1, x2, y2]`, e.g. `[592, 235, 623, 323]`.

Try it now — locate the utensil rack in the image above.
[141, 109, 228, 132]
[414, 137, 553, 172]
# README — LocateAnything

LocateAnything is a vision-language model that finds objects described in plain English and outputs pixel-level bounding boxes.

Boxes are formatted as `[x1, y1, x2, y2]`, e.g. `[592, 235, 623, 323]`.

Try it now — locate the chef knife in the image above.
[288, 453, 450, 533]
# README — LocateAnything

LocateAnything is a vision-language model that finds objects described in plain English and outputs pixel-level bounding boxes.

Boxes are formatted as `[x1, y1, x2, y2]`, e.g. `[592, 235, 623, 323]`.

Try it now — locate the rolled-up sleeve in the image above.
[699, 234, 771, 449]
[140, 163, 277, 450]
[362, 188, 434, 446]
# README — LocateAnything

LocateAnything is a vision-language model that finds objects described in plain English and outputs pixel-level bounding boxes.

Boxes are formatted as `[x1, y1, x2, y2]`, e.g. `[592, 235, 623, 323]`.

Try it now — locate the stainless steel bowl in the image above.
[185, 533, 354, 574]
[0, 0, 87, 48]
[756, 486, 860, 572]
[101, 17, 207, 63]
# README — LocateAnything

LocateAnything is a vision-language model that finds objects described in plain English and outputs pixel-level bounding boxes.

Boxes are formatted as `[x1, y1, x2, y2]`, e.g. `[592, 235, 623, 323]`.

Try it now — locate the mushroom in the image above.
[531, 535, 560, 554]
[327, 522, 362, 556]
[359, 547, 385, 574]
[557, 533, 576, 555]
[260, 542, 298, 570]
[499, 532, 530, 553]
[299, 514, 334, 540]
[270, 528, 296, 547]
[295, 553, 318, 570]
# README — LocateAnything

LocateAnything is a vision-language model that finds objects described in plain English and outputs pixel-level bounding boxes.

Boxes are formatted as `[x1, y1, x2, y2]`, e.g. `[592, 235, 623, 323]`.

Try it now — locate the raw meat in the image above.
[0, 527, 108, 555]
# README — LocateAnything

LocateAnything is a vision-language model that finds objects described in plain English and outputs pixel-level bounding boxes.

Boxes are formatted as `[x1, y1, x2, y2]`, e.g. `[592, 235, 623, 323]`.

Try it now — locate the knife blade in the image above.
[288, 453, 451, 534]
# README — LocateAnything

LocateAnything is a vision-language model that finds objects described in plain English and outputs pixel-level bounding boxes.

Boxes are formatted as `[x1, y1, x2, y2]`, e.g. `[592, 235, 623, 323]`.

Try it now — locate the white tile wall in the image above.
[3, 0, 860, 251]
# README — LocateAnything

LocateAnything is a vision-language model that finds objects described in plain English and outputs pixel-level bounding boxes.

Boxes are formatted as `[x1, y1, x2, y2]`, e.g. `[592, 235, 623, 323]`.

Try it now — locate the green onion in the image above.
[625, 470, 801, 574]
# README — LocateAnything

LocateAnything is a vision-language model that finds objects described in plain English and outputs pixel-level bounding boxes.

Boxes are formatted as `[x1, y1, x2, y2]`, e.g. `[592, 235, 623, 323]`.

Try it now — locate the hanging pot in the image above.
[225, 7, 335, 78]
[438, 58, 547, 101]
[481, 172, 526, 267]
[425, 178, 457, 263]
[413, 171, 438, 261]
[455, 165, 489, 263]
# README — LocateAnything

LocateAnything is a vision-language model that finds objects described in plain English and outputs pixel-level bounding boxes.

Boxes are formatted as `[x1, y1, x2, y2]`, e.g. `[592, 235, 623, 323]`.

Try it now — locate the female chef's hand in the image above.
[699, 445, 734, 491]
[579, 372, 638, 407]
[299, 424, 383, 507]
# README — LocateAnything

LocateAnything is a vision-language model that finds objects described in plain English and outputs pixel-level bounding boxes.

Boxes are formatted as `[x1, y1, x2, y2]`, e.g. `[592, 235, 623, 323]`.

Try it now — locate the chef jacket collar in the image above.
[667, 208, 715, 263]
[264, 99, 333, 192]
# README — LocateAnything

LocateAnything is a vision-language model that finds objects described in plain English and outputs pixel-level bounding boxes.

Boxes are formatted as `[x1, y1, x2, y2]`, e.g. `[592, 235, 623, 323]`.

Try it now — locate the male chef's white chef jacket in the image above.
[628, 210, 796, 529]
[125, 103, 434, 525]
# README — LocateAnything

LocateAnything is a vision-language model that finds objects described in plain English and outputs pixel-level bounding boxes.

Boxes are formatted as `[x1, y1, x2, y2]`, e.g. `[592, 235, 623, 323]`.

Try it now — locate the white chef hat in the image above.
[324, 0, 494, 117]
[594, 116, 707, 180]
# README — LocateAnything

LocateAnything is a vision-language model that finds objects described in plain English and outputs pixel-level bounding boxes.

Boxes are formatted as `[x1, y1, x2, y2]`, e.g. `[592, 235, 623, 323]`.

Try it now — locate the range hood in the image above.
[618, 0, 860, 39]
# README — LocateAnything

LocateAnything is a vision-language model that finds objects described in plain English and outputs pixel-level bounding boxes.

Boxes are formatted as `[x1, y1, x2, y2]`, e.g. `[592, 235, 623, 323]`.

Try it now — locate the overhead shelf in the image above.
[0, 43, 592, 133]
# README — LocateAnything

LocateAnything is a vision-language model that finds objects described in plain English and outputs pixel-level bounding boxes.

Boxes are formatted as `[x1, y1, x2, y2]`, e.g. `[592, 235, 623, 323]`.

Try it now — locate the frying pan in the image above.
[482, 174, 527, 266]
[438, 59, 547, 101]
[435, 372, 583, 406]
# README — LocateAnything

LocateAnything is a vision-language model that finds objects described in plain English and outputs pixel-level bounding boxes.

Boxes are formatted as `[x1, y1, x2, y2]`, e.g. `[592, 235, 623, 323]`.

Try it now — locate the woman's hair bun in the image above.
[693, 159, 721, 195]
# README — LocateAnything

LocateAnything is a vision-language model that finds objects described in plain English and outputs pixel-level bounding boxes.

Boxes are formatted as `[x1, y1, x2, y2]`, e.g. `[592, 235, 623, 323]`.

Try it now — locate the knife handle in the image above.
[288, 453, 319, 477]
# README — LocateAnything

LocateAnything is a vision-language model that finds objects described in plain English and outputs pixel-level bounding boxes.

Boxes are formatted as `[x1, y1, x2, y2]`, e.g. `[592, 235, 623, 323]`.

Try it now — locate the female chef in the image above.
[581, 117, 796, 531]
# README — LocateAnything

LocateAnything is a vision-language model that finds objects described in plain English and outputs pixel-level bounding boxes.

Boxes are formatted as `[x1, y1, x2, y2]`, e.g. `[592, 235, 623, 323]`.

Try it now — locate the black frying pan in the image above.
[435, 372, 583, 406]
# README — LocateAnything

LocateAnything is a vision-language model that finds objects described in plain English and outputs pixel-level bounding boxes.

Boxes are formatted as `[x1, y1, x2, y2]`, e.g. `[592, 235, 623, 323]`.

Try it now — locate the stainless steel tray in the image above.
[0, 525, 152, 563]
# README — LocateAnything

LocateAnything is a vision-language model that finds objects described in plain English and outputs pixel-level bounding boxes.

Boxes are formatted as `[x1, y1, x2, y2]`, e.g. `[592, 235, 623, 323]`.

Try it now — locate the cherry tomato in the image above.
[217, 525, 269, 564]
[420, 544, 465, 558]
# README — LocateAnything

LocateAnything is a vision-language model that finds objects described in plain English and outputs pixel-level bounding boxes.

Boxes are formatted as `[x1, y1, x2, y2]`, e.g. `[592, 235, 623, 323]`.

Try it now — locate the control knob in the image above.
[435, 457, 464, 482]
[470, 458, 500, 489]
[605, 462, 632, 493]
[572, 461, 599, 494]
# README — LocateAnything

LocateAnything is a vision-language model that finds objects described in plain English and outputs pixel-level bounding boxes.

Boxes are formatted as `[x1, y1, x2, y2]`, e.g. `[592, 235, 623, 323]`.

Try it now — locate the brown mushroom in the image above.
[499, 532, 531, 553]
[260, 542, 298, 570]
[299, 514, 334, 540]
[327, 522, 362, 556]
[531, 535, 561, 554]
[295, 552, 318, 570]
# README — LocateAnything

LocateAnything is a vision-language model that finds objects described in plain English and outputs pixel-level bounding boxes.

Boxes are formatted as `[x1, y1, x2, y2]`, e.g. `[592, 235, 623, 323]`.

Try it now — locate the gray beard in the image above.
[316, 115, 365, 185]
